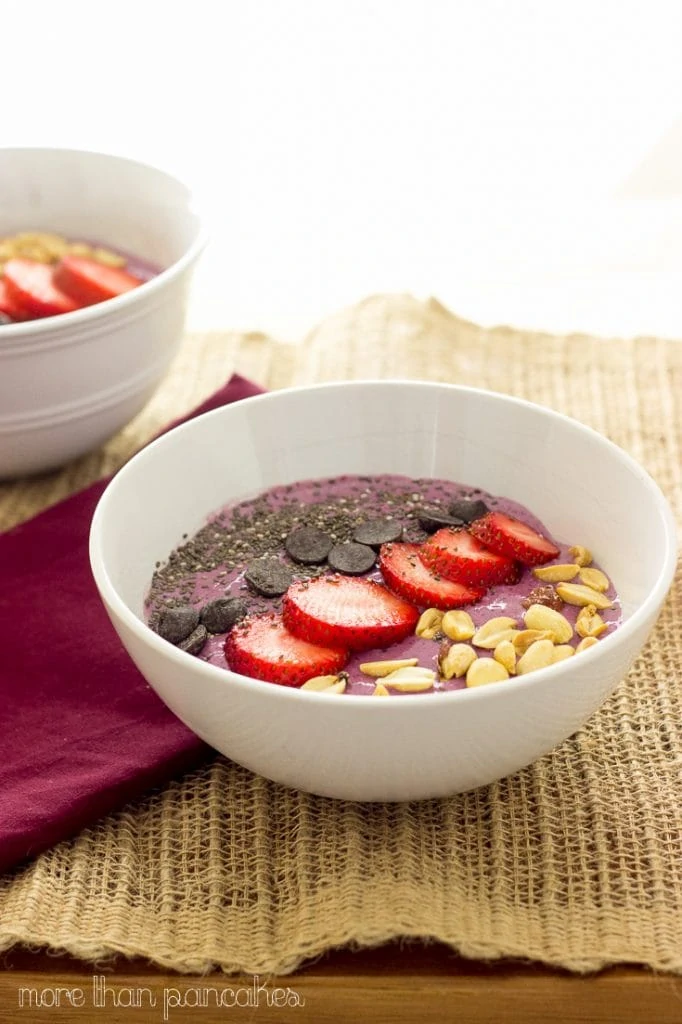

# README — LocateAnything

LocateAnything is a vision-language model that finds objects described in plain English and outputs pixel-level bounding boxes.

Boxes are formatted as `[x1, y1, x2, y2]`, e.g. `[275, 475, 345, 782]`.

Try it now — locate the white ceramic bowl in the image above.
[0, 147, 206, 478]
[89, 381, 677, 801]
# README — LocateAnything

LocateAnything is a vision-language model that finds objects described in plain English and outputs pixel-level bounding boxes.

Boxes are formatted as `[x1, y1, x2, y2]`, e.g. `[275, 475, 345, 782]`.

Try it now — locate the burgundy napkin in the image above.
[0, 374, 265, 875]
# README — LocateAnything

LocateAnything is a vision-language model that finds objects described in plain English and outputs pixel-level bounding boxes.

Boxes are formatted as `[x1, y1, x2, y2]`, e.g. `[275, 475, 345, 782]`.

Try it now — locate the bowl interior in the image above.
[93, 383, 673, 630]
[0, 148, 201, 267]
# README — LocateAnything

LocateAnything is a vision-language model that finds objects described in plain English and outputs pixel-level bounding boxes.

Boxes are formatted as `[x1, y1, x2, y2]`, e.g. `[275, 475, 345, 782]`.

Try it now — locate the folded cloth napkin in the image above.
[0, 374, 265, 875]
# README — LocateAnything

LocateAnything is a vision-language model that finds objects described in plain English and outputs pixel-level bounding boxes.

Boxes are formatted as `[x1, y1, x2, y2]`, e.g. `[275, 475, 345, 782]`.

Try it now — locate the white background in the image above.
[4, 0, 682, 339]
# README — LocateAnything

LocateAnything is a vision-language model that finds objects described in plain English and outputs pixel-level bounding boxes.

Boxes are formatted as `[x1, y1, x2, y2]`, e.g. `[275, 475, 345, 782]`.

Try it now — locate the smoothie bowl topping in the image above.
[146, 474, 622, 695]
[0, 231, 155, 324]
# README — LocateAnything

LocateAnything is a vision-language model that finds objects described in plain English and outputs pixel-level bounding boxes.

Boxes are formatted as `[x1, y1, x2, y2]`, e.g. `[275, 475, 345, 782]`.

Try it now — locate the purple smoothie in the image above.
[145, 474, 622, 695]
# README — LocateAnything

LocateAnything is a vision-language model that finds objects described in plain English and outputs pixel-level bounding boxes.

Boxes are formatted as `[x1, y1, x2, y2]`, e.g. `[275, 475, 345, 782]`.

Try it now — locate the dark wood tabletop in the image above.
[2, 944, 681, 1024]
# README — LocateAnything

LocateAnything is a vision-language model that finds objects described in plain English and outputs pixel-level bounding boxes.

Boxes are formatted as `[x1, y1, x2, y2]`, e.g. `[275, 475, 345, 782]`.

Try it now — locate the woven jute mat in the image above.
[1, 295, 681, 975]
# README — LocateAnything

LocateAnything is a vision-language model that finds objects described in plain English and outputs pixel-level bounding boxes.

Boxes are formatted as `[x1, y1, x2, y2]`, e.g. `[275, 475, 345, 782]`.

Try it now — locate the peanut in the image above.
[441, 610, 475, 642]
[532, 563, 580, 583]
[415, 607, 443, 639]
[513, 629, 554, 655]
[578, 567, 610, 593]
[556, 583, 613, 610]
[569, 545, 593, 567]
[493, 639, 517, 675]
[382, 667, 436, 692]
[439, 643, 477, 680]
[466, 658, 510, 687]
[575, 604, 607, 639]
[523, 604, 573, 643]
[360, 658, 419, 677]
[517, 639, 556, 675]
[471, 616, 518, 649]
[301, 673, 348, 693]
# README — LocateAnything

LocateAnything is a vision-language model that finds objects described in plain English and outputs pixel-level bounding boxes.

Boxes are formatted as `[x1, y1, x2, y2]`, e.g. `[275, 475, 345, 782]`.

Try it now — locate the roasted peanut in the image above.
[517, 639, 556, 675]
[471, 616, 518, 649]
[383, 666, 436, 692]
[569, 545, 593, 567]
[578, 567, 610, 593]
[575, 604, 607, 639]
[556, 583, 613, 610]
[416, 608, 444, 639]
[532, 564, 580, 583]
[523, 604, 573, 643]
[441, 610, 475, 641]
[493, 639, 517, 675]
[360, 658, 419, 677]
[513, 629, 554, 655]
[439, 643, 477, 680]
[466, 658, 510, 687]
[301, 673, 348, 693]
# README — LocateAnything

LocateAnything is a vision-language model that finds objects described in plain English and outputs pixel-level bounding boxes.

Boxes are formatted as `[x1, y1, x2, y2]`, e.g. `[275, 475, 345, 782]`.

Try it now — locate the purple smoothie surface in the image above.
[145, 474, 622, 695]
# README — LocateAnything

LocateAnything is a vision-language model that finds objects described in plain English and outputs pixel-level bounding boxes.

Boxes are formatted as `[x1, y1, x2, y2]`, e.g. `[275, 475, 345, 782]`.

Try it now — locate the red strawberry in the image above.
[379, 542, 485, 610]
[469, 511, 560, 566]
[224, 613, 347, 687]
[420, 527, 517, 587]
[3, 259, 80, 318]
[54, 255, 143, 306]
[0, 279, 30, 321]
[282, 575, 419, 651]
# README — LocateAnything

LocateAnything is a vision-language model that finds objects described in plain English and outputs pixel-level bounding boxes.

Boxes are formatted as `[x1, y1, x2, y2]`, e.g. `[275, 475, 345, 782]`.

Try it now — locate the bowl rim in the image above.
[89, 379, 679, 709]
[0, 146, 208, 344]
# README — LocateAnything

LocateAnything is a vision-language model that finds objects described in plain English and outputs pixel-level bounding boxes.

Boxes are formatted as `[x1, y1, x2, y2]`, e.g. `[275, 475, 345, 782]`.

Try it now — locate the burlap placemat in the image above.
[1, 295, 680, 975]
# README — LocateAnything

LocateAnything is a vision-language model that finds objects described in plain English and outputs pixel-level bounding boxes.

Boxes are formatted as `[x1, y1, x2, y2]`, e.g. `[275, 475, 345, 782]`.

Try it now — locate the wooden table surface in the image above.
[2, 945, 681, 1024]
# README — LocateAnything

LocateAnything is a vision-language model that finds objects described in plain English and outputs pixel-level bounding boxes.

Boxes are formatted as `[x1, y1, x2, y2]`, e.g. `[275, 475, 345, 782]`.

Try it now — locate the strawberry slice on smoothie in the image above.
[3, 259, 81, 318]
[0, 279, 30, 321]
[225, 613, 347, 686]
[283, 576, 419, 651]
[469, 511, 560, 566]
[54, 255, 143, 306]
[379, 542, 486, 610]
[420, 528, 518, 587]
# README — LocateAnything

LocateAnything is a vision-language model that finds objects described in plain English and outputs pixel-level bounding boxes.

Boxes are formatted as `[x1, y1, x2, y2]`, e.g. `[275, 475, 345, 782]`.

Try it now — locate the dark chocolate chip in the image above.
[156, 605, 199, 644]
[285, 526, 333, 564]
[327, 541, 377, 575]
[448, 499, 489, 523]
[178, 624, 208, 655]
[417, 509, 465, 533]
[245, 558, 294, 597]
[353, 518, 403, 549]
[200, 597, 248, 633]
[401, 522, 430, 545]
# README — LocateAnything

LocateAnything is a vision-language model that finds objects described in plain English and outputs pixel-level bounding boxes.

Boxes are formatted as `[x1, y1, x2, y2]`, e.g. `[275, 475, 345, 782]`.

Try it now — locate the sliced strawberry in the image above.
[0, 279, 30, 321]
[469, 511, 560, 566]
[224, 613, 347, 687]
[420, 527, 517, 587]
[379, 542, 485, 610]
[283, 575, 419, 651]
[54, 255, 143, 306]
[3, 259, 81, 318]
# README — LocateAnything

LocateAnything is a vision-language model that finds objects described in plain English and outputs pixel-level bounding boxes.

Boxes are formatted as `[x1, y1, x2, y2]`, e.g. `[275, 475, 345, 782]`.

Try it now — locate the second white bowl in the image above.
[0, 147, 206, 477]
